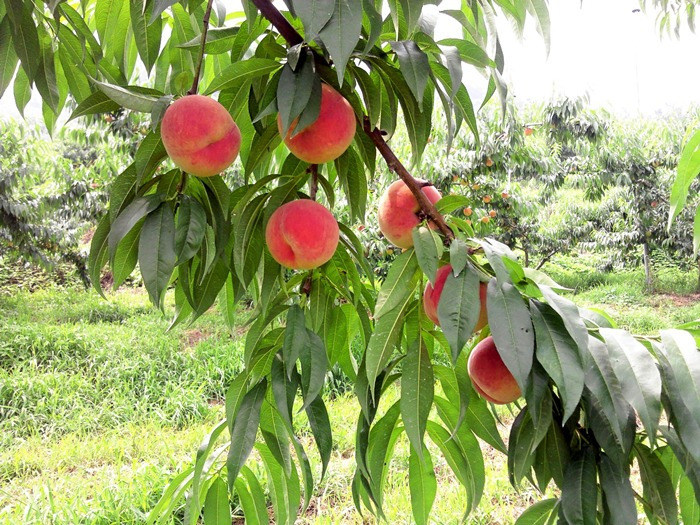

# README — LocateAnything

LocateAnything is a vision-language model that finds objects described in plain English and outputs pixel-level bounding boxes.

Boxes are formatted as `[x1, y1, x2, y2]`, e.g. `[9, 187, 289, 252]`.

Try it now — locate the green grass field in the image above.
[1, 257, 698, 524]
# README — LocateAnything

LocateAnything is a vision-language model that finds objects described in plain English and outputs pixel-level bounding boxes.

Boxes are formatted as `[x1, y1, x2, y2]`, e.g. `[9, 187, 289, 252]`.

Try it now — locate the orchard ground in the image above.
[1, 254, 698, 524]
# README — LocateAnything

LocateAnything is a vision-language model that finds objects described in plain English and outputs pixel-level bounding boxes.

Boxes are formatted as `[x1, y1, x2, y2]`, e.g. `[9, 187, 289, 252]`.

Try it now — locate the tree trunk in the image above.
[643, 241, 653, 291]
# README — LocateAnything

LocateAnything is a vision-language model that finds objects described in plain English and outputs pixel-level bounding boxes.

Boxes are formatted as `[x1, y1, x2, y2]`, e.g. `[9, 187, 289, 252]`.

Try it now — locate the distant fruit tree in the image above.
[2, 1, 700, 523]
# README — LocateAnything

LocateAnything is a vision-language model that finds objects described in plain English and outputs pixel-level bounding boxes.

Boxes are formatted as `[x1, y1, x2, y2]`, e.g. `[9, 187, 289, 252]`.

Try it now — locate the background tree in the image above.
[1, 1, 699, 524]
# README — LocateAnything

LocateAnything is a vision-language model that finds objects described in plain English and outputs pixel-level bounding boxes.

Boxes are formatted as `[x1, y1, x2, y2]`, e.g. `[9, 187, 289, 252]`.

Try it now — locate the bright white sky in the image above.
[1, 0, 699, 123]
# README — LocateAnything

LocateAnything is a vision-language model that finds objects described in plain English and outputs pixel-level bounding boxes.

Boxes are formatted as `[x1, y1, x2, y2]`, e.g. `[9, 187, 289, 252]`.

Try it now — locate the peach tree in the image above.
[2, 0, 700, 523]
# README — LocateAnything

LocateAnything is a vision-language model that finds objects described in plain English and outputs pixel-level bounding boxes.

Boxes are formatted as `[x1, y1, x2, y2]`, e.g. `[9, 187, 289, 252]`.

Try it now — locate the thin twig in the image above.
[309, 164, 319, 200]
[251, 0, 454, 242]
[188, 0, 215, 95]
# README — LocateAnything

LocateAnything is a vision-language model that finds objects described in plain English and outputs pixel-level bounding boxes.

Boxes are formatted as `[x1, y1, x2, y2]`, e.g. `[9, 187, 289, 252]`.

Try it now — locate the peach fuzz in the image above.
[161, 95, 241, 177]
[265, 200, 339, 270]
[377, 179, 441, 249]
[278, 83, 356, 164]
[423, 265, 488, 329]
[467, 336, 521, 405]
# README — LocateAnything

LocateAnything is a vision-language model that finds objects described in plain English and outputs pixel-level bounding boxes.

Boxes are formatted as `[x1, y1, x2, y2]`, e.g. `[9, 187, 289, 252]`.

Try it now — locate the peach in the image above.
[265, 200, 339, 270]
[278, 83, 356, 164]
[161, 95, 241, 177]
[423, 264, 488, 329]
[468, 336, 521, 404]
[377, 179, 441, 249]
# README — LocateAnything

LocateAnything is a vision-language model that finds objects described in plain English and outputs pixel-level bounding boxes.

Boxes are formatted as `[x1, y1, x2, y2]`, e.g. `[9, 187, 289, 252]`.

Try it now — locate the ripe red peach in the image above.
[468, 336, 521, 404]
[265, 200, 339, 270]
[423, 264, 488, 330]
[377, 179, 441, 249]
[278, 83, 356, 164]
[161, 95, 241, 177]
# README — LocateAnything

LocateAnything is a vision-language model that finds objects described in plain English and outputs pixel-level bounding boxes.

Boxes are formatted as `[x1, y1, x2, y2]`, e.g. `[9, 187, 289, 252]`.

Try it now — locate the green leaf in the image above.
[260, 402, 292, 477]
[399, 0, 425, 35]
[374, 250, 419, 318]
[69, 91, 120, 120]
[430, 61, 478, 143]
[109, 194, 164, 260]
[433, 396, 485, 514]
[507, 409, 537, 487]
[367, 401, 401, 508]
[12, 59, 30, 115]
[88, 215, 110, 298]
[583, 338, 634, 461]
[204, 58, 281, 95]
[130, 0, 162, 73]
[334, 146, 367, 222]
[203, 477, 230, 525]
[601, 328, 662, 440]
[539, 285, 589, 353]
[412, 226, 442, 285]
[316, 0, 362, 85]
[486, 280, 534, 392]
[533, 421, 569, 490]
[365, 278, 417, 390]
[234, 467, 268, 525]
[408, 444, 437, 525]
[561, 448, 597, 525]
[437, 38, 492, 68]
[0, 16, 18, 99]
[92, 79, 160, 112]
[669, 129, 700, 230]
[599, 453, 636, 525]
[257, 441, 301, 525]
[244, 123, 283, 177]
[139, 203, 176, 308]
[401, 337, 434, 457]
[526, 0, 550, 55]
[277, 59, 315, 137]
[283, 305, 309, 376]
[111, 224, 141, 289]
[680, 476, 700, 525]
[449, 239, 469, 277]
[390, 40, 430, 111]
[226, 379, 268, 490]
[150, 0, 178, 24]
[635, 443, 679, 525]
[109, 164, 138, 222]
[177, 26, 239, 55]
[175, 196, 207, 263]
[437, 265, 482, 363]
[135, 131, 167, 186]
[7, 3, 40, 82]
[292, 0, 335, 40]
[514, 499, 559, 525]
[531, 301, 584, 422]
[190, 259, 229, 322]
[305, 395, 333, 479]
[299, 329, 328, 411]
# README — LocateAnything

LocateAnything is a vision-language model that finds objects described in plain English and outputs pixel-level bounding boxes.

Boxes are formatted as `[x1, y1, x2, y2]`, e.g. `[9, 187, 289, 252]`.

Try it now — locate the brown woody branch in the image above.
[188, 0, 215, 95]
[308, 164, 319, 200]
[250, 0, 454, 242]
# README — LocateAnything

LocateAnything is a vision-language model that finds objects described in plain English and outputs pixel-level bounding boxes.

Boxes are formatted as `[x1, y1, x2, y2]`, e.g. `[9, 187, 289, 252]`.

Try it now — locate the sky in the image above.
[1, 0, 699, 123]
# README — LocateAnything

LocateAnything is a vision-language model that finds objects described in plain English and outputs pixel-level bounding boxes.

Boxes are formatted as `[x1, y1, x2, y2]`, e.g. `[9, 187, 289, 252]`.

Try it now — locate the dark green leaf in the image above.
[277, 59, 315, 137]
[599, 453, 636, 525]
[513, 498, 559, 525]
[139, 203, 176, 307]
[374, 250, 419, 318]
[130, 0, 162, 73]
[437, 265, 482, 363]
[69, 91, 120, 120]
[135, 131, 167, 186]
[150, 0, 178, 24]
[177, 26, 239, 55]
[531, 301, 584, 422]
[299, 329, 328, 411]
[109, 194, 164, 260]
[0, 16, 18, 99]
[227, 379, 268, 490]
[486, 280, 534, 392]
[190, 259, 229, 321]
[292, 0, 335, 40]
[283, 305, 309, 376]
[204, 58, 281, 95]
[507, 409, 537, 487]
[305, 395, 333, 479]
[412, 226, 442, 284]
[635, 443, 679, 525]
[92, 79, 160, 112]
[316, 0, 362, 85]
[390, 40, 430, 111]
[88, 215, 110, 298]
[175, 196, 207, 263]
[561, 448, 597, 525]
[401, 337, 434, 457]
[8, 3, 39, 81]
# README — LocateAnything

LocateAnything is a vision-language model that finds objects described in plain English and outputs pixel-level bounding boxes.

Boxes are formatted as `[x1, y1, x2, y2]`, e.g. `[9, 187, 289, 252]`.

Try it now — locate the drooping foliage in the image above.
[0, 1, 699, 524]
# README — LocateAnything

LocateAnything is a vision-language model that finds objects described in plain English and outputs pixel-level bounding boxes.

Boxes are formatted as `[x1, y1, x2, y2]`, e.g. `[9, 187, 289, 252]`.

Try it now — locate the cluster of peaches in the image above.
[159, 83, 520, 406]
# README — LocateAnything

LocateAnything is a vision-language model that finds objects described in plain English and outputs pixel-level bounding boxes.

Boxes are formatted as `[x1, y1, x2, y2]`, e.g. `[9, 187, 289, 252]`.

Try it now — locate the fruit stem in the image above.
[188, 0, 215, 96]
[308, 164, 319, 201]
[252, 0, 455, 243]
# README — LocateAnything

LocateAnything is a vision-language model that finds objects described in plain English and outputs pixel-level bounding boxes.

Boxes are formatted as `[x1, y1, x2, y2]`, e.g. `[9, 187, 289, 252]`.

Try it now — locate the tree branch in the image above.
[188, 0, 215, 95]
[308, 164, 319, 201]
[251, 0, 454, 242]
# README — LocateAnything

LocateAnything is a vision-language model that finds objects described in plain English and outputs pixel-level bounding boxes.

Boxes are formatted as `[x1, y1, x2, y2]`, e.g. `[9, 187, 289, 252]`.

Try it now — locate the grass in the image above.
[1, 257, 698, 524]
